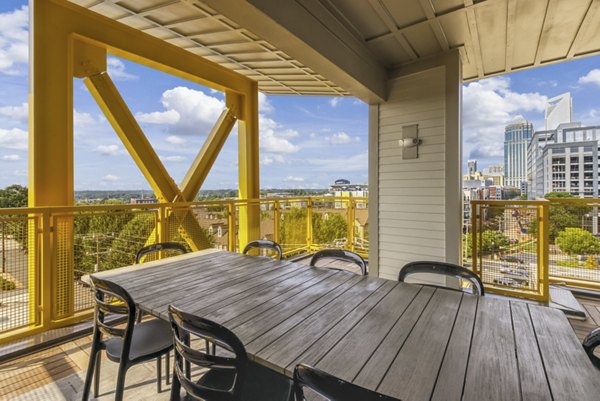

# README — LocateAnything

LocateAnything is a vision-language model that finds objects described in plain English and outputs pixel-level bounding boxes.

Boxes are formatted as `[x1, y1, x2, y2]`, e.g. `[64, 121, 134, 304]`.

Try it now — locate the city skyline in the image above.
[0, 1, 600, 190]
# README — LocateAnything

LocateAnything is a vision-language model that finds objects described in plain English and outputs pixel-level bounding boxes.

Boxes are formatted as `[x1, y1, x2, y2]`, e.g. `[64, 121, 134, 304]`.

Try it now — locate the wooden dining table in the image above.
[89, 249, 600, 401]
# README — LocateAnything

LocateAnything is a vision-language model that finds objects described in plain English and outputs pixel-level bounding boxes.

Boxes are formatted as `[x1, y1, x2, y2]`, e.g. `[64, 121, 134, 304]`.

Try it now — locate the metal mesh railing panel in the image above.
[472, 203, 543, 299]
[0, 214, 39, 335]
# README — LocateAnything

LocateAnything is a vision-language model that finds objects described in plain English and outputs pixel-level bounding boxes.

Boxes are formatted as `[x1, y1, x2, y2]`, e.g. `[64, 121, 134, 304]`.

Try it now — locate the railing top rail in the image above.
[471, 200, 549, 205]
[472, 198, 600, 206]
[0, 196, 368, 215]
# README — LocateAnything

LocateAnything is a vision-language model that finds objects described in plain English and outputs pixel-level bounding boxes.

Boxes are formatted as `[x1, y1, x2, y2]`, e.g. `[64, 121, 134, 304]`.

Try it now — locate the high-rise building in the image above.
[527, 123, 600, 199]
[504, 121, 533, 188]
[545, 93, 572, 130]
[467, 160, 477, 175]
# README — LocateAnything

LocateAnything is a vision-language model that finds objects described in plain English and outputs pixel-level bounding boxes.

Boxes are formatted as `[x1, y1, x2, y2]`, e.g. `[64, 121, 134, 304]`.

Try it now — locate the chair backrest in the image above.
[242, 240, 283, 260]
[583, 327, 600, 369]
[168, 305, 248, 400]
[135, 242, 188, 264]
[399, 261, 485, 296]
[90, 276, 137, 360]
[309, 249, 367, 276]
[292, 364, 400, 401]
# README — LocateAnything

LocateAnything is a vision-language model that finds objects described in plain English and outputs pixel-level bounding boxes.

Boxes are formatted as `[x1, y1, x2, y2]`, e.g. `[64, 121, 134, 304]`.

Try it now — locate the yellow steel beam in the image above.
[48, 0, 252, 94]
[237, 82, 261, 248]
[180, 107, 237, 202]
[84, 72, 180, 202]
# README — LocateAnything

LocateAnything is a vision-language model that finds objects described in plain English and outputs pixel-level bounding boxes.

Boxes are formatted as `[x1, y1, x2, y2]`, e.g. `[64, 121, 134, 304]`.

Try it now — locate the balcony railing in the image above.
[471, 198, 600, 302]
[0, 196, 367, 344]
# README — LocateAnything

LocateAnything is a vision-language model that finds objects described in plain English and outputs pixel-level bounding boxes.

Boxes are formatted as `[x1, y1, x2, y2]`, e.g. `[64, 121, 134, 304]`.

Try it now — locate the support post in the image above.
[237, 83, 260, 249]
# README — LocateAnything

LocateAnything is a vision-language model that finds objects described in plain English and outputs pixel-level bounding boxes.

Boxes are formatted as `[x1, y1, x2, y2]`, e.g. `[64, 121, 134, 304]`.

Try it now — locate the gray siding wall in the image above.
[370, 52, 461, 280]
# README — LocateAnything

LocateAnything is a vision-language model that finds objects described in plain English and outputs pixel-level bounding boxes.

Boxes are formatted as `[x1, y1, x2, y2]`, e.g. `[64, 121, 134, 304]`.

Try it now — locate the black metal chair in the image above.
[168, 305, 292, 401]
[583, 327, 600, 369]
[135, 242, 188, 322]
[309, 249, 367, 275]
[242, 239, 283, 260]
[135, 242, 188, 264]
[399, 261, 485, 296]
[83, 276, 173, 401]
[291, 364, 400, 401]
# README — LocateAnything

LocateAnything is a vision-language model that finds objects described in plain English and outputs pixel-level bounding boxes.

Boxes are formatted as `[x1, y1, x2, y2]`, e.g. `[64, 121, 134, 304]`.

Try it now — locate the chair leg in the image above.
[93, 353, 101, 398]
[170, 371, 181, 401]
[157, 355, 162, 393]
[82, 343, 100, 401]
[166, 352, 171, 385]
[114, 363, 128, 401]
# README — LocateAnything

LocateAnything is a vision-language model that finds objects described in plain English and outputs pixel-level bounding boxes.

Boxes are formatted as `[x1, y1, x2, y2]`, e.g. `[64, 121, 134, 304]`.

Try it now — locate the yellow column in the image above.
[29, 0, 74, 323]
[236, 83, 260, 249]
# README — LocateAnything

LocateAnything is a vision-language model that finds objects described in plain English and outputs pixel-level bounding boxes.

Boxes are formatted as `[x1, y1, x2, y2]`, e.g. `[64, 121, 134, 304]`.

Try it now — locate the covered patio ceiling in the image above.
[69, 0, 600, 102]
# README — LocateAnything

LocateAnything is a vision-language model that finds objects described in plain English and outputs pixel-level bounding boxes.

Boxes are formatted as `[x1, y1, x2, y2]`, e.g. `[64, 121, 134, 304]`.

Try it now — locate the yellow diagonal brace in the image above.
[84, 72, 210, 251]
[84, 72, 180, 202]
[180, 108, 237, 202]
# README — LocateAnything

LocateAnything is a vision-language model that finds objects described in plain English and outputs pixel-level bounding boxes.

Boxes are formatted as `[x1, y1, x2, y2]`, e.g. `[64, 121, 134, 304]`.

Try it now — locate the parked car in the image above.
[493, 277, 524, 288]
[500, 255, 524, 264]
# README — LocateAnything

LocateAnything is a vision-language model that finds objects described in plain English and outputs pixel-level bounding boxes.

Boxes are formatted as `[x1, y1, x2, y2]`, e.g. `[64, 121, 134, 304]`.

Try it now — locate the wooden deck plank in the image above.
[463, 297, 520, 401]
[430, 294, 478, 401]
[510, 301, 553, 401]
[377, 289, 463, 401]
[190, 268, 333, 319]
[233, 274, 364, 350]
[250, 276, 388, 371]
[314, 283, 422, 382]
[280, 280, 398, 375]
[530, 304, 600, 400]
[353, 286, 436, 390]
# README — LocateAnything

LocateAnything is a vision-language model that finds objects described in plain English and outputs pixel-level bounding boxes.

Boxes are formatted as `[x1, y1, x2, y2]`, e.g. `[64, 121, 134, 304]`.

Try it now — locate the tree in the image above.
[528, 192, 591, 241]
[585, 255, 598, 269]
[464, 231, 510, 258]
[280, 209, 349, 248]
[556, 228, 600, 256]
[313, 213, 347, 245]
[0, 185, 27, 208]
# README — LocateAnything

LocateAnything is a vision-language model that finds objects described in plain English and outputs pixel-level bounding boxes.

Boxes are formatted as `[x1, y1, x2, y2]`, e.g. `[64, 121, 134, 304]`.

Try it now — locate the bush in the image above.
[0, 276, 16, 291]
[556, 228, 600, 256]
[557, 259, 579, 268]
[585, 255, 599, 269]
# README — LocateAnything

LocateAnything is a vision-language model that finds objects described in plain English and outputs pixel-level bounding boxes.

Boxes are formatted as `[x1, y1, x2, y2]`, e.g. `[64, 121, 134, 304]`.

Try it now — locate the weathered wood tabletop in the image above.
[91, 250, 600, 401]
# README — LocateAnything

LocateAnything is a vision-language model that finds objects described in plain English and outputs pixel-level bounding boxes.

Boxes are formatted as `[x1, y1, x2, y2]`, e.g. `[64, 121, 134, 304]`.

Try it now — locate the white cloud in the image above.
[260, 155, 284, 166]
[329, 98, 341, 107]
[0, 128, 27, 150]
[160, 155, 186, 162]
[284, 176, 304, 182]
[141, 87, 225, 136]
[107, 57, 137, 81]
[259, 93, 274, 113]
[0, 103, 27, 123]
[259, 115, 299, 154]
[579, 69, 600, 87]
[329, 132, 352, 144]
[95, 145, 125, 156]
[462, 77, 547, 162]
[102, 174, 119, 182]
[74, 110, 96, 127]
[165, 135, 186, 145]
[2, 154, 21, 161]
[136, 110, 180, 124]
[0, 6, 28, 75]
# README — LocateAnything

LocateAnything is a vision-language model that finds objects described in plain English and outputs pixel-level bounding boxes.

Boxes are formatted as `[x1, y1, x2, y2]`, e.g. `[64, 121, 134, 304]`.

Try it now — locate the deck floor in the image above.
[2, 288, 599, 400]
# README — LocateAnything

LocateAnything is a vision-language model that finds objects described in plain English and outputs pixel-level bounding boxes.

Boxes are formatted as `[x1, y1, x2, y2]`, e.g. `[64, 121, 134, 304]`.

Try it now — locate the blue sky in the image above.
[0, 1, 599, 190]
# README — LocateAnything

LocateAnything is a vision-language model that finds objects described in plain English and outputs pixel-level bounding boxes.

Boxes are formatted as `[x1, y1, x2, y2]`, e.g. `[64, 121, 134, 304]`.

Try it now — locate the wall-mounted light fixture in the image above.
[399, 124, 420, 159]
